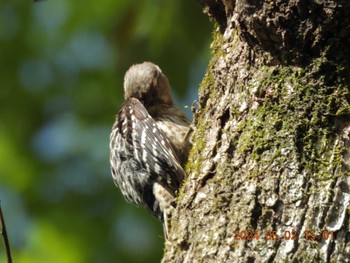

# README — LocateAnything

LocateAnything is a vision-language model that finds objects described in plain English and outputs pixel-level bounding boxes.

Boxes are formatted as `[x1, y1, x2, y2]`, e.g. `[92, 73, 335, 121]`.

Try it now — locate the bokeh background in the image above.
[0, 0, 212, 262]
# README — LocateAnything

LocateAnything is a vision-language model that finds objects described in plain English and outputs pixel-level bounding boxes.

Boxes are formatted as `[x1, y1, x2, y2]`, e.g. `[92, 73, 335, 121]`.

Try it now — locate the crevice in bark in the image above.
[197, 0, 227, 32]
[250, 189, 262, 230]
[267, 253, 277, 263]
[179, 239, 190, 251]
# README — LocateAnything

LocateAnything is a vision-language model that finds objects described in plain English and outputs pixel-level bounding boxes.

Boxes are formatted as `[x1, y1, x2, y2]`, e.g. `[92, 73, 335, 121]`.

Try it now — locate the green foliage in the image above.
[0, 0, 211, 262]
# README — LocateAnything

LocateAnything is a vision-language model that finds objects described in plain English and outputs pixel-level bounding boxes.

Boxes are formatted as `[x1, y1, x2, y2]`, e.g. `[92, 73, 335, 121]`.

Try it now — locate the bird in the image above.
[109, 62, 191, 236]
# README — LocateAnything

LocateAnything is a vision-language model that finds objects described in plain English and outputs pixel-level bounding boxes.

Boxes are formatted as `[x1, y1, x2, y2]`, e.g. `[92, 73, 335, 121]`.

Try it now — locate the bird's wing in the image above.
[110, 98, 185, 195]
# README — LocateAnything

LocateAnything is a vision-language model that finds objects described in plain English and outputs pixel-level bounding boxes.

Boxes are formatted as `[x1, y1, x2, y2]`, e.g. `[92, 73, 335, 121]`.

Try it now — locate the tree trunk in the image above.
[162, 0, 350, 262]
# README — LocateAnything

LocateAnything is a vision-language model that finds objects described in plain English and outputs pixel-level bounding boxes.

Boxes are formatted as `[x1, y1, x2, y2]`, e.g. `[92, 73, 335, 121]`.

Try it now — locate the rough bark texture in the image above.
[163, 1, 350, 262]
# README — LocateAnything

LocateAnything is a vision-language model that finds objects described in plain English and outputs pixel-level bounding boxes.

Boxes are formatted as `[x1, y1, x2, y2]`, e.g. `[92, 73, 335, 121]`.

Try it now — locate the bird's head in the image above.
[124, 62, 173, 106]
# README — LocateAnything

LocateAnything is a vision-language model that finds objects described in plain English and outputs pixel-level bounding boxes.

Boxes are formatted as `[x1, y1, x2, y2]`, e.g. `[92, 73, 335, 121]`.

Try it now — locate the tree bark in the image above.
[162, 0, 350, 262]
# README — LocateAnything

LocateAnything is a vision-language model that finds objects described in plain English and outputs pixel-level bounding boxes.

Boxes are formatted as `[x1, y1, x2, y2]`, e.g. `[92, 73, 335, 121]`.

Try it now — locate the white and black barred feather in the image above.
[110, 98, 185, 220]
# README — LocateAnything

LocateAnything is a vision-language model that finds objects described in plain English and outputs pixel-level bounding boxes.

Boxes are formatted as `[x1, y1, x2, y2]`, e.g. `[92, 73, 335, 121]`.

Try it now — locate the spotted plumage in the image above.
[110, 62, 191, 234]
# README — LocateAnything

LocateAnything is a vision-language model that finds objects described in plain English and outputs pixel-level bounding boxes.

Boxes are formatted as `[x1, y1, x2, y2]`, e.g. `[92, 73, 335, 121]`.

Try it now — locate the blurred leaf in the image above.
[0, 131, 36, 191]
[0, 0, 212, 262]
[17, 221, 86, 263]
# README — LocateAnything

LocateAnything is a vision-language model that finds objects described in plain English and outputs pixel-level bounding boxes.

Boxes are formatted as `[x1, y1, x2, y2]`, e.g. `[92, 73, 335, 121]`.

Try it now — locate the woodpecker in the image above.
[110, 62, 191, 236]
